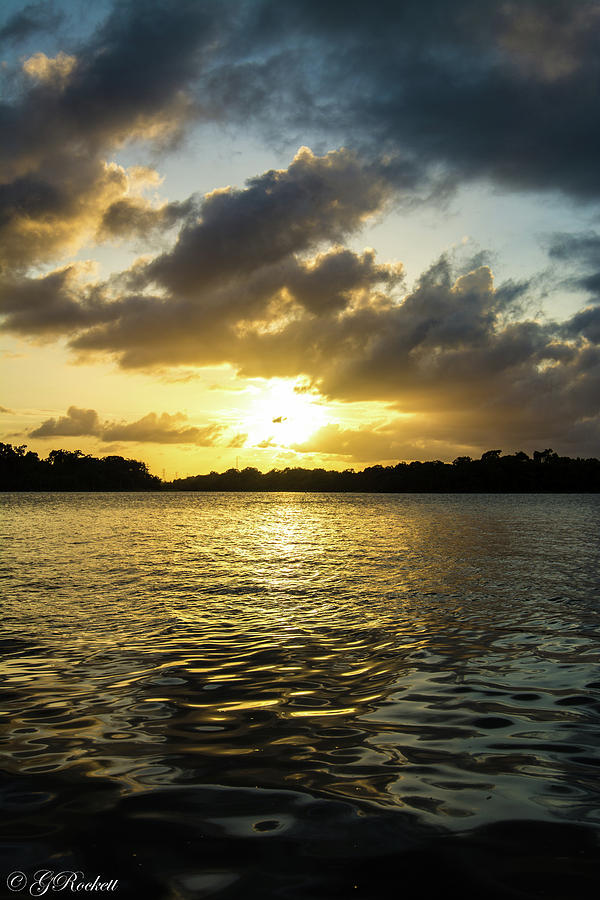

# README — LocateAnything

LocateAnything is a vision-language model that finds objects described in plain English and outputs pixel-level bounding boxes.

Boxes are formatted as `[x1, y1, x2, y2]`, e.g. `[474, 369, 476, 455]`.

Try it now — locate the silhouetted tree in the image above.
[3, 442, 599, 492]
[0, 443, 160, 491]
[481, 449, 502, 462]
[453, 456, 472, 466]
[168, 450, 600, 493]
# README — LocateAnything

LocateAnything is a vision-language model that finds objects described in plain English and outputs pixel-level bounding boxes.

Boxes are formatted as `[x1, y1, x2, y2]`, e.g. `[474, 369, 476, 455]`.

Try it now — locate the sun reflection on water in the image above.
[2, 491, 600, 846]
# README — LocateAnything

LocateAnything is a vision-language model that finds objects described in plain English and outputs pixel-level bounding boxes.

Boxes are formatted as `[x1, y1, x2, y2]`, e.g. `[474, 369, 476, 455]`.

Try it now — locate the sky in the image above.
[1, 0, 600, 477]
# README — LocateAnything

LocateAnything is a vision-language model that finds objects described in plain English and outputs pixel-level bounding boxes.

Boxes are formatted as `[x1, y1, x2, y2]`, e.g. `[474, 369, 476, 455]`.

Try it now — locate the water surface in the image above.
[1, 493, 600, 898]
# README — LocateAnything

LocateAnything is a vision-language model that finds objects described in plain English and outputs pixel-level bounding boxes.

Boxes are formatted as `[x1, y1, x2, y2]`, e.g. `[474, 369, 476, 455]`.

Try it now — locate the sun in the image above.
[243, 379, 329, 448]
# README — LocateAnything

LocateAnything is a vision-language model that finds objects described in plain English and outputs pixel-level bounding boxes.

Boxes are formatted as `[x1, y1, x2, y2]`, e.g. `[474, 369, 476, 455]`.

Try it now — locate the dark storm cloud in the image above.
[51, 148, 401, 366]
[5, 0, 598, 276]
[30, 406, 223, 445]
[0, 0, 224, 271]
[547, 231, 600, 296]
[548, 232, 600, 269]
[213, 0, 600, 200]
[563, 306, 600, 344]
[59, 244, 599, 458]
[286, 247, 402, 315]
[3, 0, 598, 278]
[2, 1, 600, 459]
[0, 2, 63, 44]
[0, 267, 110, 335]
[2, 133, 600, 456]
[98, 196, 197, 240]
[144, 147, 396, 297]
[1, 0, 219, 173]
[3, 0, 600, 276]
[0, 161, 133, 270]
[222, 260, 550, 405]
[222, 255, 600, 458]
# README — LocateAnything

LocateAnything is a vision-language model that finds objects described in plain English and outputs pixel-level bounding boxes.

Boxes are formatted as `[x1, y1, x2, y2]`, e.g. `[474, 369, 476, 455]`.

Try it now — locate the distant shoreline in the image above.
[2, 443, 599, 493]
[2, 488, 599, 494]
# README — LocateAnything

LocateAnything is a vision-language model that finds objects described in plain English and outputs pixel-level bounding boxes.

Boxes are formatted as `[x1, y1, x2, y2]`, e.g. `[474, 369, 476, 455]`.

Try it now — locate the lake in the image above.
[1, 492, 600, 898]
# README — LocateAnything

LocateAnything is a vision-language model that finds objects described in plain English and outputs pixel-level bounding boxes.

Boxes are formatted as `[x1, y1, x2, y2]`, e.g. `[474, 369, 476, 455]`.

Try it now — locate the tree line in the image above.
[2, 443, 599, 492]
[0, 443, 161, 491]
[170, 449, 600, 492]
[5, 443, 600, 493]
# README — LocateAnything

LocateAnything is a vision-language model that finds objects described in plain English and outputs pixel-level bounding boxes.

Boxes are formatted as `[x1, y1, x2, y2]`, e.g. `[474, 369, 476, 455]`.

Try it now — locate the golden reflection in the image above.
[287, 708, 358, 718]
[4, 491, 595, 836]
[339, 666, 374, 677]
[217, 699, 280, 711]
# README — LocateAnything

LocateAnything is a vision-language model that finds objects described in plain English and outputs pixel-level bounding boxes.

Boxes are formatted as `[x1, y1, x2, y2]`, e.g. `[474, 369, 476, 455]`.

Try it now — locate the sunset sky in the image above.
[1, 0, 600, 477]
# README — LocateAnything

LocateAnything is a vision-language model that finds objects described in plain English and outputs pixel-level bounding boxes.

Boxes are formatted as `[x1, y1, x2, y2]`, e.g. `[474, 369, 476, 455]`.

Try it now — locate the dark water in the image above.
[1, 492, 600, 899]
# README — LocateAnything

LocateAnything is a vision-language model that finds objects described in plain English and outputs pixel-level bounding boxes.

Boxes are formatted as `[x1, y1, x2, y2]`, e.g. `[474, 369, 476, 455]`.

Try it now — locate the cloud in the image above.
[2, 0, 600, 282]
[101, 412, 221, 445]
[285, 246, 402, 316]
[1, 0, 217, 173]
[293, 398, 600, 463]
[292, 421, 476, 464]
[6, 143, 600, 460]
[205, 0, 600, 200]
[30, 406, 101, 437]
[29, 406, 222, 445]
[0, 405, 14, 414]
[3, 2, 600, 461]
[143, 146, 397, 297]
[563, 305, 600, 344]
[0, 145, 399, 342]
[0, 2, 63, 45]
[547, 231, 600, 297]
[549, 232, 600, 269]
[10, 147, 397, 364]
[0, 163, 116, 271]
[227, 432, 247, 448]
[0, 0, 227, 273]
[292, 422, 409, 462]
[97, 196, 197, 241]
[23, 50, 76, 86]
[0, 266, 108, 336]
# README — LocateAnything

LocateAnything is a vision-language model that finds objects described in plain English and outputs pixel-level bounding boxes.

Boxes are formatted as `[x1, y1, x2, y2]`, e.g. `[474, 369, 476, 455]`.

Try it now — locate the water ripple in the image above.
[1, 492, 600, 897]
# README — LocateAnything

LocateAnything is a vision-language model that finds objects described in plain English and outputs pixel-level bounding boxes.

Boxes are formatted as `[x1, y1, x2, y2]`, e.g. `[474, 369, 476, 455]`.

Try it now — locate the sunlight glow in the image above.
[243, 379, 330, 448]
